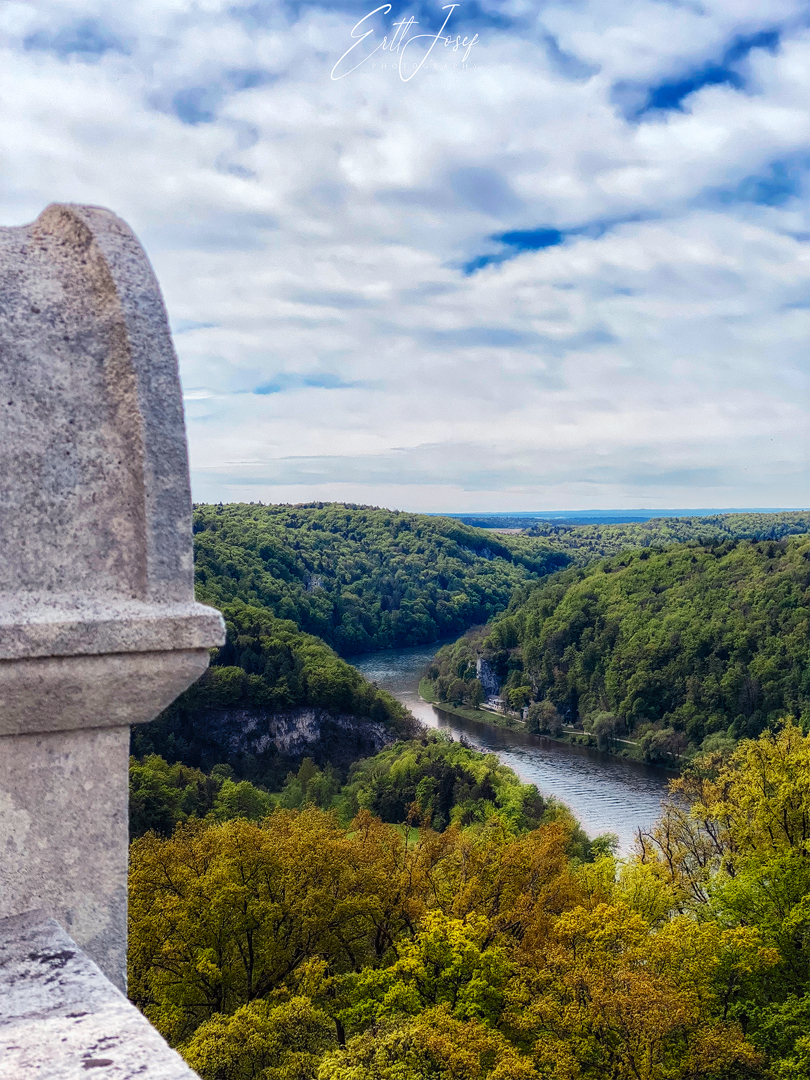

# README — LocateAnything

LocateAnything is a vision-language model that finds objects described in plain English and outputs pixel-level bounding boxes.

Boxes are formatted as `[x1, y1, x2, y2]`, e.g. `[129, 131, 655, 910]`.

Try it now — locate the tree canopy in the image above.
[128, 733, 582, 847]
[192, 505, 808, 657]
[132, 600, 415, 784]
[129, 721, 810, 1079]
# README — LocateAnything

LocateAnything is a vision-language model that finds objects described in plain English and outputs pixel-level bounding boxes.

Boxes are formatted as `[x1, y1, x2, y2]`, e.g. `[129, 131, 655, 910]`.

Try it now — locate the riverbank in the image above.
[418, 679, 646, 763]
[350, 643, 669, 851]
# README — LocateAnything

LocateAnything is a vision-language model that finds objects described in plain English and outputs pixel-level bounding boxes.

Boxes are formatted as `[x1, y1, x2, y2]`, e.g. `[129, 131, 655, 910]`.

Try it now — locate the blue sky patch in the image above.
[24, 18, 129, 58]
[640, 64, 745, 114]
[463, 226, 566, 273]
[617, 26, 781, 119]
[254, 372, 360, 394]
[498, 228, 564, 251]
[707, 156, 809, 207]
[462, 215, 653, 274]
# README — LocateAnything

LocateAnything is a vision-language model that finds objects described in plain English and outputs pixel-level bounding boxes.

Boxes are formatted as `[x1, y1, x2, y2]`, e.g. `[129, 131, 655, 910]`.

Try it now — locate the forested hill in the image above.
[191, 504, 809, 660]
[192, 503, 570, 655]
[132, 601, 415, 786]
[427, 535, 810, 759]
[526, 510, 810, 560]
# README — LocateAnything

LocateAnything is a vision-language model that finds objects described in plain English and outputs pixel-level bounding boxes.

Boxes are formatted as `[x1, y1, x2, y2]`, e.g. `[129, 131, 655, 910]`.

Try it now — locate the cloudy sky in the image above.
[1, 0, 808, 511]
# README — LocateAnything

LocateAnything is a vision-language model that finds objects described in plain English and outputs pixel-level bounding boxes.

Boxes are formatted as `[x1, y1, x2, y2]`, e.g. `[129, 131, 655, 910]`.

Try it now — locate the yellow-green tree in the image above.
[130, 726, 810, 1078]
[511, 902, 767, 1079]
[182, 997, 334, 1080]
[317, 1005, 536, 1080]
[129, 808, 453, 1043]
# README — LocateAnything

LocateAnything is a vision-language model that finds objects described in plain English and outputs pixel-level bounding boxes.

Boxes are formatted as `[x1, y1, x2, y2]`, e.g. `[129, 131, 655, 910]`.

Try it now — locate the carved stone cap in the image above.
[0, 204, 225, 734]
[0, 597, 224, 662]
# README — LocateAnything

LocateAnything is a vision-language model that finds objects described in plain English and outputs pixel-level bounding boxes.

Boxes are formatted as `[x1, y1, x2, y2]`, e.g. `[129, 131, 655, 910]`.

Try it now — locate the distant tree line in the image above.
[526, 510, 810, 559]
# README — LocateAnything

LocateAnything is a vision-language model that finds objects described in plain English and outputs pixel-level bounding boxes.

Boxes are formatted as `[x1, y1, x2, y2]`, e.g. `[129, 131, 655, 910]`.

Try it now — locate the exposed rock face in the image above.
[192, 707, 390, 769]
[476, 657, 500, 696]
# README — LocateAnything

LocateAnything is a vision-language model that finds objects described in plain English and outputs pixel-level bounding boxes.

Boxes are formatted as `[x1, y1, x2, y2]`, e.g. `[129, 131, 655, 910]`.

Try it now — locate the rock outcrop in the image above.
[190, 706, 390, 771]
[476, 656, 500, 696]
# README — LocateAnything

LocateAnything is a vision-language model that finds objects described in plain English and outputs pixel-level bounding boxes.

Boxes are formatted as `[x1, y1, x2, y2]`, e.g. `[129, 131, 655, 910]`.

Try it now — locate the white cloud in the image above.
[0, 0, 807, 509]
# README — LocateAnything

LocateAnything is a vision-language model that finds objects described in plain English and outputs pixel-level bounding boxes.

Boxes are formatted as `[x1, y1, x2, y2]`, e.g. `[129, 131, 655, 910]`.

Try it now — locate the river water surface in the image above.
[351, 643, 670, 853]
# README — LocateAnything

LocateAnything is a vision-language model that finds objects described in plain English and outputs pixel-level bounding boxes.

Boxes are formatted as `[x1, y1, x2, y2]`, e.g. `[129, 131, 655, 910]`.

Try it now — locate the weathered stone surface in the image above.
[0, 911, 200, 1079]
[0, 203, 197, 606]
[0, 596, 224, 661]
[0, 648, 210, 737]
[0, 203, 225, 736]
[0, 203, 225, 988]
[0, 727, 130, 989]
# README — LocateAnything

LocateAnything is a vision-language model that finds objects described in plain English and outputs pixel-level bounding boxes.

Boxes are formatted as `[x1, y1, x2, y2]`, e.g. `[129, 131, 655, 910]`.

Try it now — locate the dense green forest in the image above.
[192, 503, 571, 656]
[192, 506, 809, 658]
[132, 601, 415, 786]
[129, 722, 810, 1079]
[129, 507, 810, 1076]
[526, 511, 810, 561]
[136, 502, 569, 782]
[426, 536, 810, 760]
[129, 734, 589, 847]
[193, 501, 807, 652]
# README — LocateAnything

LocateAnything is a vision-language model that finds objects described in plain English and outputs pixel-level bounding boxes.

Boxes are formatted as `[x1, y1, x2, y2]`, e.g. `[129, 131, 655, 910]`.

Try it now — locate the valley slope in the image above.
[425, 535, 810, 761]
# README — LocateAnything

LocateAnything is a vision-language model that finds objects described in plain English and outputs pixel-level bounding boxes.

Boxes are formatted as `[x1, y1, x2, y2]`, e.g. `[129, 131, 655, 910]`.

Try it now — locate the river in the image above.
[350, 643, 670, 853]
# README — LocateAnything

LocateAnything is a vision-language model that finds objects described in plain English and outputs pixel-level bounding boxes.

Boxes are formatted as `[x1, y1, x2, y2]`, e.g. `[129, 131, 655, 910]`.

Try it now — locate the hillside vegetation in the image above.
[526, 510, 810, 561]
[192, 507, 809, 659]
[129, 722, 810, 1079]
[192, 503, 570, 655]
[137, 508, 809, 779]
[129, 733, 584, 847]
[426, 536, 810, 759]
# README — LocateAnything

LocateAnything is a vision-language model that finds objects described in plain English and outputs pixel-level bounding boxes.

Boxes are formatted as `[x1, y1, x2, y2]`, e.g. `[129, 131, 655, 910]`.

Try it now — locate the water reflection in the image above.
[350, 642, 670, 853]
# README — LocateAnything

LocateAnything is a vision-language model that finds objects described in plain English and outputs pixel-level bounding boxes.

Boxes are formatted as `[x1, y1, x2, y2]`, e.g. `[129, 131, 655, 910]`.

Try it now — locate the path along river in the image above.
[350, 643, 670, 853]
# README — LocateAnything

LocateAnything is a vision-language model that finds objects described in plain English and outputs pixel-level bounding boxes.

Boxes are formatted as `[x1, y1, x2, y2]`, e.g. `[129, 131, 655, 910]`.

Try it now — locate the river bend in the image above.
[351, 643, 670, 853]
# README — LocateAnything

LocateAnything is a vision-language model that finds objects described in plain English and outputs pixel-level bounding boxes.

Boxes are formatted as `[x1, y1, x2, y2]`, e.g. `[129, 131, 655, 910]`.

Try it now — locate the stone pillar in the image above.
[0, 204, 225, 991]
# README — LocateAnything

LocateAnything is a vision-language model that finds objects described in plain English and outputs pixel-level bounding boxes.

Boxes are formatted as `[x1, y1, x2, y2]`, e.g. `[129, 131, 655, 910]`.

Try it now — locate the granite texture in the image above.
[0, 911, 200, 1079]
[0, 649, 211, 737]
[0, 597, 225, 662]
[0, 727, 130, 988]
[0, 203, 225, 734]
[0, 203, 224, 989]
[0, 203, 197, 607]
